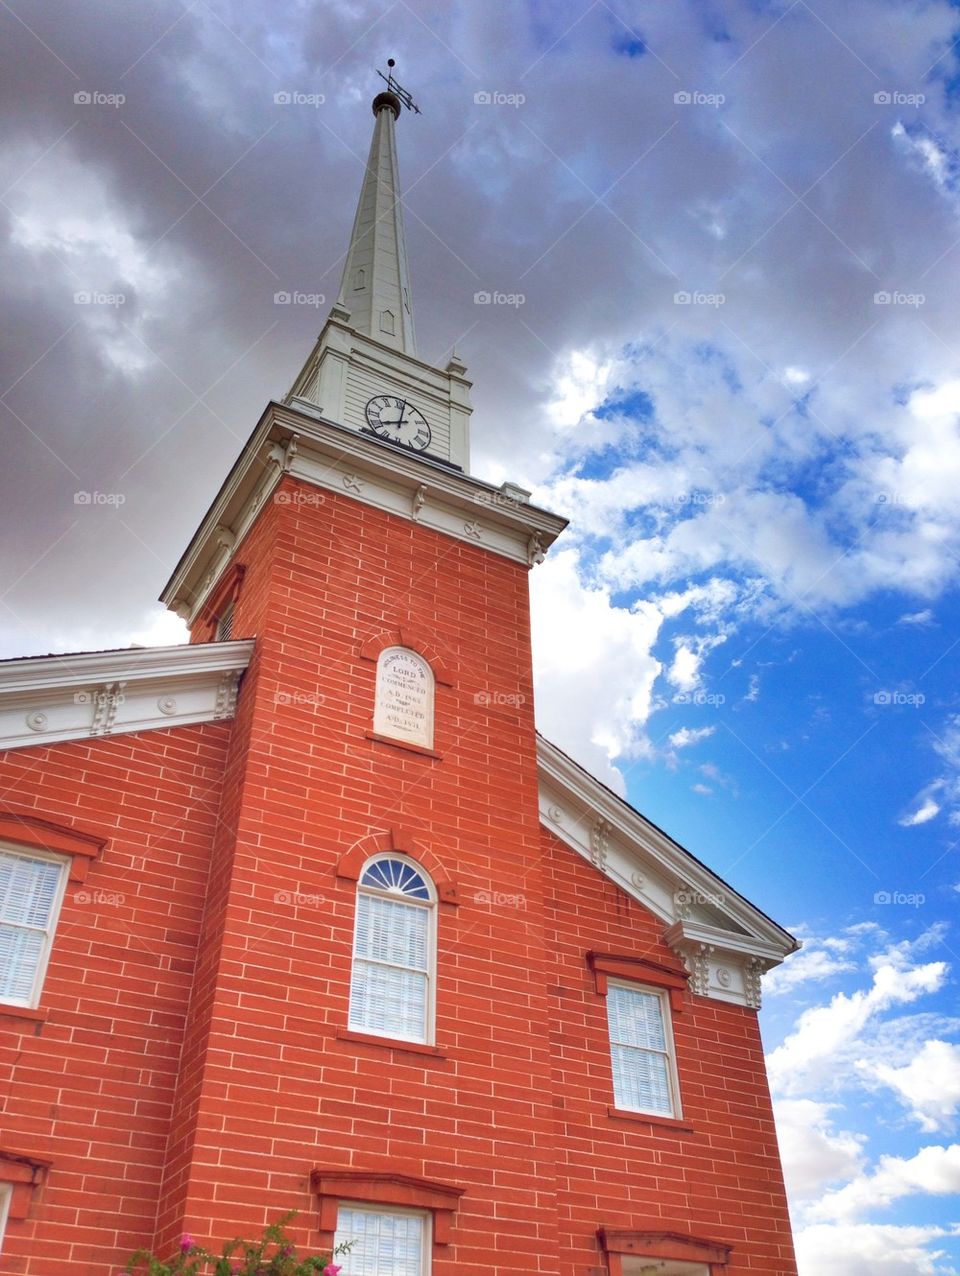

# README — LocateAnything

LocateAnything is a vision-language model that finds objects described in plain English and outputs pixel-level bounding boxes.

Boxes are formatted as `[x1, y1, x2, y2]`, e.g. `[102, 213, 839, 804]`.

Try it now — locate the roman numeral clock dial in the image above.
[364, 395, 432, 452]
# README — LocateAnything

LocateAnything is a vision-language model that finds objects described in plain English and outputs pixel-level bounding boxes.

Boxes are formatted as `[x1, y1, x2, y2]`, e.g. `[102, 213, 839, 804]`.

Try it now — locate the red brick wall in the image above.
[0, 474, 796, 1275]
[541, 825, 797, 1274]
[0, 722, 232, 1274]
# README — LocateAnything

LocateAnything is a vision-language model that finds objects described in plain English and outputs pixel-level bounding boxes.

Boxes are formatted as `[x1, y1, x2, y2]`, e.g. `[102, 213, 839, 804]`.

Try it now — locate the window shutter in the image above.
[334, 1208, 424, 1276]
[0, 851, 66, 1005]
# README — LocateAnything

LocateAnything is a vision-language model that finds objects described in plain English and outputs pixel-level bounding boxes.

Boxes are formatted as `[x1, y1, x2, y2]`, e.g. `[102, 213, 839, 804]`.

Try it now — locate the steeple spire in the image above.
[338, 62, 418, 355]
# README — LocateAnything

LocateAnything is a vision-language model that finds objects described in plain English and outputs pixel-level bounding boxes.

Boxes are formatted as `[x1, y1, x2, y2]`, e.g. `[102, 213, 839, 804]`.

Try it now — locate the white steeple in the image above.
[338, 87, 416, 355]
[286, 68, 473, 472]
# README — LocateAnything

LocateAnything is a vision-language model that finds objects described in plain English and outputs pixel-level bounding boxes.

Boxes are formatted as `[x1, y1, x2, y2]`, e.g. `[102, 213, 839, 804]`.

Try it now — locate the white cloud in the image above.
[900, 796, 942, 827]
[775, 1099, 866, 1201]
[899, 609, 935, 627]
[861, 1040, 960, 1134]
[668, 725, 715, 750]
[795, 1222, 960, 1276]
[765, 941, 857, 996]
[810, 1144, 960, 1223]
[767, 955, 948, 1095]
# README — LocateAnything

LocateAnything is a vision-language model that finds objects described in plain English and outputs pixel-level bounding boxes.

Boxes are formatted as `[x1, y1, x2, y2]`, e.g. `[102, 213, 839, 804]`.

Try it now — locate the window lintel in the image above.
[588, 950, 689, 1012]
[0, 811, 104, 884]
[311, 1170, 464, 1244]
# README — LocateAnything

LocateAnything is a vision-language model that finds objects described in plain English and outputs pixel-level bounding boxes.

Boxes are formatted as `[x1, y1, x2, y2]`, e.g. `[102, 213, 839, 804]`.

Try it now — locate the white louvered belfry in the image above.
[0, 848, 68, 1006]
[334, 1207, 425, 1276]
[606, 982, 676, 1116]
[349, 857, 433, 1043]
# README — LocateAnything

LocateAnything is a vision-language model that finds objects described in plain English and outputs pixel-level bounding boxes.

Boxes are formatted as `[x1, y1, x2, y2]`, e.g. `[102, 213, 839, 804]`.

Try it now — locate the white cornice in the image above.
[161, 401, 568, 624]
[0, 641, 254, 751]
[536, 734, 798, 1007]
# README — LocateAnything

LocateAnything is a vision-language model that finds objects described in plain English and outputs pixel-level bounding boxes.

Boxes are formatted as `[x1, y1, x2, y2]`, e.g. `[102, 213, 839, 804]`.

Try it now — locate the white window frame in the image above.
[0, 844, 70, 1009]
[0, 1182, 11, 1254]
[334, 1202, 431, 1276]
[348, 854, 437, 1046]
[606, 978, 683, 1119]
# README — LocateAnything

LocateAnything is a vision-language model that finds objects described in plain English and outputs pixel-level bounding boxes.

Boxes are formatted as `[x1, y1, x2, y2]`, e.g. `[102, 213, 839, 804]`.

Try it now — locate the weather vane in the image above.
[377, 58, 422, 114]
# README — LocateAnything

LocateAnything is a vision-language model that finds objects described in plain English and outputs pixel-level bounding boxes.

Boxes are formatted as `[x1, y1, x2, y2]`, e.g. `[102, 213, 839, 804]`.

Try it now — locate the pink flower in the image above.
[323, 1266, 342, 1276]
[180, 1234, 195, 1254]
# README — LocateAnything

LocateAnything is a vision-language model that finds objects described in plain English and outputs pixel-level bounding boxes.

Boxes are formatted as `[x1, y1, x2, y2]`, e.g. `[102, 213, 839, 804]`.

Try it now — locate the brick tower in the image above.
[0, 71, 800, 1276]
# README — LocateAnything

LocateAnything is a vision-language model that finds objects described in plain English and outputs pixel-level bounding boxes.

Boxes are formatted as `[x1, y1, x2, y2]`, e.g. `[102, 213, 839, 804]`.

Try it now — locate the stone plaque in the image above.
[373, 647, 435, 748]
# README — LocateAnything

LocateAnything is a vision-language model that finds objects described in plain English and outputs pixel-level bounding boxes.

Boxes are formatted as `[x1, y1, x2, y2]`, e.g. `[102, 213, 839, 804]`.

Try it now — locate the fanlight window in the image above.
[348, 856, 436, 1044]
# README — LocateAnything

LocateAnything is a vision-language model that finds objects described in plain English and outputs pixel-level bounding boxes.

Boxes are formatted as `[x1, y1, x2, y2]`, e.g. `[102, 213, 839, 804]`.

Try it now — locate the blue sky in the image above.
[1, 0, 959, 1270]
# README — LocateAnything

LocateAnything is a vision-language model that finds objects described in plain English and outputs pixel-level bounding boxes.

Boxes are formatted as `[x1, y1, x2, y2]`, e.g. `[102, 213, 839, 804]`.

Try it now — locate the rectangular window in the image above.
[0, 847, 70, 1008]
[0, 1181, 11, 1253]
[606, 981, 680, 1117]
[334, 1206, 427, 1276]
[349, 893, 430, 1042]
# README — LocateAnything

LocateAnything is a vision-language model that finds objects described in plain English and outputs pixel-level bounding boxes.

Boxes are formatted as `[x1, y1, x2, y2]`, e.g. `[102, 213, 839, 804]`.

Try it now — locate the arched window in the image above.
[373, 647, 435, 750]
[348, 855, 436, 1045]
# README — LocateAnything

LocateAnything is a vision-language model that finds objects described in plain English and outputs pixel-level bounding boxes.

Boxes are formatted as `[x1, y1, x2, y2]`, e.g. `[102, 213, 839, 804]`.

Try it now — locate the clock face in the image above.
[364, 395, 432, 452]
